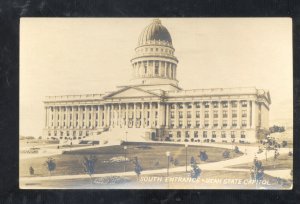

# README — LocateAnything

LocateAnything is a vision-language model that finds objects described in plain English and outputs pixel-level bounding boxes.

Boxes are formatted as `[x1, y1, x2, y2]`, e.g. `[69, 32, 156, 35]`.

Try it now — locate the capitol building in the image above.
[43, 19, 271, 144]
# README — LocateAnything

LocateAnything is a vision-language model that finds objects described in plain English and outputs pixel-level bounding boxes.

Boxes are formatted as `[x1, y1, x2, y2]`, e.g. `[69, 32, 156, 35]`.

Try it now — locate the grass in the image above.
[20, 142, 242, 177]
[229, 153, 293, 170]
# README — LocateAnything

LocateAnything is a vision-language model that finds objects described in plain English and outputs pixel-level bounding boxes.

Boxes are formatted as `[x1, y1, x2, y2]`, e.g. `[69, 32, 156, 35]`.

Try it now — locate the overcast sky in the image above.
[20, 18, 292, 136]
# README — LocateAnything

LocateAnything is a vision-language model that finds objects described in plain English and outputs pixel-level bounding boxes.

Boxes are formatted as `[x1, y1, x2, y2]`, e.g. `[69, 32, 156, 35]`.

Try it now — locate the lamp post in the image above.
[166, 151, 170, 177]
[124, 146, 127, 172]
[185, 143, 188, 172]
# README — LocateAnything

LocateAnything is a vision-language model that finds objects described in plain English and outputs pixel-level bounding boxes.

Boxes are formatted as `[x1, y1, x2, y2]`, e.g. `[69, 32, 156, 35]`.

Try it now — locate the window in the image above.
[242, 120, 247, 127]
[212, 131, 216, 138]
[96, 113, 98, 119]
[241, 131, 246, 138]
[179, 111, 183, 118]
[223, 120, 227, 127]
[170, 120, 174, 128]
[231, 131, 235, 138]
[177, 131, 181, 138]
[155, 111, 158, 118]
[204, 120, 209, 127]
[187, 111, 191, 118]
[204, 102, 209, 108]
[171, 111, 174, 118]
[89, 113, 91, 119]
[179, 121, 183, 128]
[171, 104, 176, 109]
[232, 110, 237, 118]
[169, 131, 173, 138]
[144, 63, 147, 74]
[155, 67, 159, 75]
[232, 120, 237, 127]
[187, 103, 192, 109]
[213, 110, 218, 118]
[196, 121, 200, 127]
[195, 102, 200, 108]
[150, 48, 153, 52]
[187, 120, 191, 128]
[223, 110, 228, 118]
[194, 131, 199, 138]
[196, 111, 200, 118]
[232, 101, 237, 108]
[221, 131, 226, 138]
[83, 113, 85, 119]
[178, 104, 183, 109]
[222, 102, 228, 108]
[242, 101, 247, 107]
[242, 110, 247, 117]
[185, 131, 190, 138]
[213, 102, 218, 108]
[213, 120, 218, 127]
[156, 48, 158, 51]
[204, 111, 209, 118]
[203, 131, 207, 138]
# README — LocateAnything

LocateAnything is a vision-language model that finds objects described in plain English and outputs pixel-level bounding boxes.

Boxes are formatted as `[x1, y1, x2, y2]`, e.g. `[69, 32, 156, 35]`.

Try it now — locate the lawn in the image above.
[229, 153, 293, 170]
[20, 142, 242, 177]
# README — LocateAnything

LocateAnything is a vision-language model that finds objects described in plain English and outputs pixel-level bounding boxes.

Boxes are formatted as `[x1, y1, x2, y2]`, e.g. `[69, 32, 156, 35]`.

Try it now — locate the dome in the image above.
[138, 19, 172, 46]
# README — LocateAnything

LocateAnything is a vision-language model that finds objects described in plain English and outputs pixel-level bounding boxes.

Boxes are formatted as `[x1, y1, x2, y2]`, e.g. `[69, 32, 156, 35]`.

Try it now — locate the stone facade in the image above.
[43, 19, 271, 143]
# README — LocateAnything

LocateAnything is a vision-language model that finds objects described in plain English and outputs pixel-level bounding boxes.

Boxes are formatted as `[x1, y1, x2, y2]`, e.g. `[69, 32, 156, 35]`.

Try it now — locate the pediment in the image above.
[104, 86, 161, 99]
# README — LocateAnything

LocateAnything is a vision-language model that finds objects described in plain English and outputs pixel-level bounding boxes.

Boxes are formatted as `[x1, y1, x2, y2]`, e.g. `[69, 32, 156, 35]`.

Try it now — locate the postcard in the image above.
[19, 18, 293, 189]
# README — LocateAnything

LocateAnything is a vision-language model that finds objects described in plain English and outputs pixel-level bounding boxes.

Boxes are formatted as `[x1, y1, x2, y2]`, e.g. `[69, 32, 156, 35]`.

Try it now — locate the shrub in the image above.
[223, 150, 230, 158]
[199, 151, 208, 161]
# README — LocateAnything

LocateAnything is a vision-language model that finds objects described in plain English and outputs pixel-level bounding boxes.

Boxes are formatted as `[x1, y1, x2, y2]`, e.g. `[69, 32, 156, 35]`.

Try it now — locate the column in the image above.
[174, 103, 178, 128]
[183, 103, 187, 128]
[158, 102, 163, 128]
[166, 103, 169, 128]
[247, 100, 251, 128]
[118, 104, 121, 127]
[141, 102, 145, 128]
[66, 106, 69, 129]
[126, 103, 129, 127]
[191, 102, 196, 128]
[218, 101, 222, 128]
[133, 103, 136, 128]
[251, 100, 256, 128]
[200, 102, 205, 128]
[72, 106, 75, 129]
[228, 100, 232, 129]
[85, 106, 88, 129]
[209, 101, 213, 128]
[237, 100, 241, 128]
[44, 107, 48, 128]
[149, 102, 153, 128]
[104, 105, 107, 127]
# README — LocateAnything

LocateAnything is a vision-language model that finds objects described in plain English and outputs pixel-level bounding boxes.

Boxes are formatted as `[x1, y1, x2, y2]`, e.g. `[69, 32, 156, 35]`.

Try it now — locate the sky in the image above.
[20, 18, 293, 137]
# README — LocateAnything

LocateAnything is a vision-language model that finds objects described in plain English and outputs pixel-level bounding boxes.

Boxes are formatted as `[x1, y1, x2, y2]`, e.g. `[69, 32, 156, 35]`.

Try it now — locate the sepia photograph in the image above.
[19, 18, 293, 189]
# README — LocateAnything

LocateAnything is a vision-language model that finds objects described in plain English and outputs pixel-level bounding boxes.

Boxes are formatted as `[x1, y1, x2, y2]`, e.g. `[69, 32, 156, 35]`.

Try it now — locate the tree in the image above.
[234, 146, 240, 154]
[82, 155, 97, 184]
[45, 157, 56, 176]
[274, 149, 280, 161]
[223, 150, 230, 158]
[257, 128, 270, 141]
[190, 156, 196, 165]
[250, 157, 264, 181]
[133, 157, 143, 180]
[190, 162, 201, 179]
[282, 141, 288, 148]
[199, 151, 208, 161]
